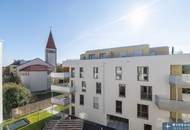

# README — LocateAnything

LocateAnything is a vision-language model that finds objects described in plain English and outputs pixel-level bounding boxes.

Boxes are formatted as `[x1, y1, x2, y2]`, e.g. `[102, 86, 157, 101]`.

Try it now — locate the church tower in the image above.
[45, 30, 57, 66]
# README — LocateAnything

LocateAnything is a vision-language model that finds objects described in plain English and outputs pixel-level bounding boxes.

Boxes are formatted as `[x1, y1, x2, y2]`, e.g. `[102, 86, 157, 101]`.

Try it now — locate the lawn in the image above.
[2, 105, 69, 130]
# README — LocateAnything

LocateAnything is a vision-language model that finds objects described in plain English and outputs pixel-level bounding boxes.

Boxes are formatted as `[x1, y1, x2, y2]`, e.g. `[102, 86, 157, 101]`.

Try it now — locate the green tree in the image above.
[3, 83, 32, 118]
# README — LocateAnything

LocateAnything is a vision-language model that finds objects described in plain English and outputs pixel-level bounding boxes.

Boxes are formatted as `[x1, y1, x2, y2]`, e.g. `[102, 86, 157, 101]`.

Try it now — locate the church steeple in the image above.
[45, 30, 57, 66]
[46, 30, 56, 49]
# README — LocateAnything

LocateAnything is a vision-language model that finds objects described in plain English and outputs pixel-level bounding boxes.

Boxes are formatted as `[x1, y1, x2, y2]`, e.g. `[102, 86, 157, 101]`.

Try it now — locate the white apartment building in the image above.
[51, 44, 190, 130]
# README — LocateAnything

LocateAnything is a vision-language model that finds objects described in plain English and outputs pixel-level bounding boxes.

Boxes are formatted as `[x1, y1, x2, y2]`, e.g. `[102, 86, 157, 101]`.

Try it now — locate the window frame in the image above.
[119, 84, 126, 97]
[71, 67, 75, 78]
[137, 66, 149, 81]
[116, 100, 122, 114]
[81, 81, 86, 92]
[96, 82, 102, 94]
[93, 97, 99, 109]
[80, 95, 84, 105]
[137, 104, 149, 120]
[115, 66, 122, 80]
[79, 67, 84, 78]
[144, 124, 152, 130]
[93, 67, 98, 79]
[140, 86, 152, 101]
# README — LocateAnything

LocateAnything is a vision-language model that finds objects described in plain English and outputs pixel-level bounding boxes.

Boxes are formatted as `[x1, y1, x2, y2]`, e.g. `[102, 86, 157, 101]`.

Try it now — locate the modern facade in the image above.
[50, 44, 190, 130]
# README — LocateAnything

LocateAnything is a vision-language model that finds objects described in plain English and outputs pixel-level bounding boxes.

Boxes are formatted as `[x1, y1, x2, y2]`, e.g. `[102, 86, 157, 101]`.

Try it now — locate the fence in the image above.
[11, 98, 51, 118]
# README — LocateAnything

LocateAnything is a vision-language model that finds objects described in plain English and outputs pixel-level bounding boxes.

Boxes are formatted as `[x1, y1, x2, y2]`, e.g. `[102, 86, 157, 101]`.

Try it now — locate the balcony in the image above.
[51, 84, 75, 93]
[50, 72, 70, 79]
[155, 95, 190, 114]
[51, 95, 70, 105]
[169, 75, 190, 88]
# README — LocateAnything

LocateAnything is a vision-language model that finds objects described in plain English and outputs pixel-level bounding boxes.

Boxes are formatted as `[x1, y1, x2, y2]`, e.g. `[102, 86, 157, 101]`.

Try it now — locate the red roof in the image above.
[20, 65, 52, 71]
[46, 31, 56, 49]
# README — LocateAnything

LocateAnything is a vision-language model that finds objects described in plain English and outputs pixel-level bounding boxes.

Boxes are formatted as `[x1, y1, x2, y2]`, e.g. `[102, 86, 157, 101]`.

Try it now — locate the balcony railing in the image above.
[50, 72, 70, 79]
[51, 96, 70, 105]
[169, 75, 190, 88]
[51, 84, 75, 93]
[155, 95, 190, 114]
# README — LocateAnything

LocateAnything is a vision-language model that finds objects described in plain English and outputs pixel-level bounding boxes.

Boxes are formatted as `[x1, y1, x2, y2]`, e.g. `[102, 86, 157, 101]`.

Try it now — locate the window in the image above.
[141, 86, 152, 101]
[182, 88, 190, 94]
[99, 53, 106, 59]
[144, 124, 152, 130]
[119, 84, 126, 97]
[71, 106, 75, 115]
[137, 66, 149, 81]
[93, 97, 99, 109]
[58, 79, 64, 84]
[71, 80, 74, 87]
[79, 67, 84, 78]
[71, 67, 75, 78]
[115, 66, 122, 80]
[71, 94, 75, 103]
[116, 100, 122, 114]
[82, 81, 86, 92]
[182, 65, 190, 74]
[80, 95, 84, 105]
[89, 54, 96, 59]
[96, 82, 101, 94]
[137, 104, 149, 119]
[93, 67, 98, 79]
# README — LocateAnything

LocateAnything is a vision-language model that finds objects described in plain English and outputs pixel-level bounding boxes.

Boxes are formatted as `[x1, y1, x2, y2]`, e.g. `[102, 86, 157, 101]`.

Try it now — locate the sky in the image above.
[1, 0, 190, 65]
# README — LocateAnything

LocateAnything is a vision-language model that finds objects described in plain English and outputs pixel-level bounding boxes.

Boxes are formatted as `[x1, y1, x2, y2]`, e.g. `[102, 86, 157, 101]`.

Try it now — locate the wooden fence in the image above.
[11, 98, 51, 118]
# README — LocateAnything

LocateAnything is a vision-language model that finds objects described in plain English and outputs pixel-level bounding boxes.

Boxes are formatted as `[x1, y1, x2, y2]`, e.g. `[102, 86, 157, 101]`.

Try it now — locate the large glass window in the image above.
[96, 82, 101, 94]
[137, 104, 149, 119]
[137, 66, 149, 81]
[116, 100, 122, 114]
[115, 66, 122, 80]
[141, 86, 152, 101]
[119, 84, 126, 97]
[93, 67, 98, 79]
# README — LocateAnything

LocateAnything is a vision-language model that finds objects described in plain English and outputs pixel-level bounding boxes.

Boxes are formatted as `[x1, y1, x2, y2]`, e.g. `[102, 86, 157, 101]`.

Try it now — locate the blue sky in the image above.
[1, 0, 190, 65]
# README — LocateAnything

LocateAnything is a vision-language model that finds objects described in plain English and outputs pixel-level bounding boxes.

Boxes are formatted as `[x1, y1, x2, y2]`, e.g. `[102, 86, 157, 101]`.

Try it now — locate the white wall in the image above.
[63, 54, 190, 130]
[46, 48, 56, 66]
[20, 71, 50, 92]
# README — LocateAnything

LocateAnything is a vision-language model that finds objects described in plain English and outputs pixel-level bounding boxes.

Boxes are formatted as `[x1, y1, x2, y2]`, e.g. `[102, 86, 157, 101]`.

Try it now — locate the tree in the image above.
[3, 83, 32, 118]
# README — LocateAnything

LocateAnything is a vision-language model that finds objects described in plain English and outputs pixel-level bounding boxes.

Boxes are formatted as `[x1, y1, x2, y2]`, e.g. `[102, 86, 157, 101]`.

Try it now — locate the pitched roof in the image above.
[17, 58, 53, 71]
[20, 64, 52, 71]
[46, 30, 56, 49]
